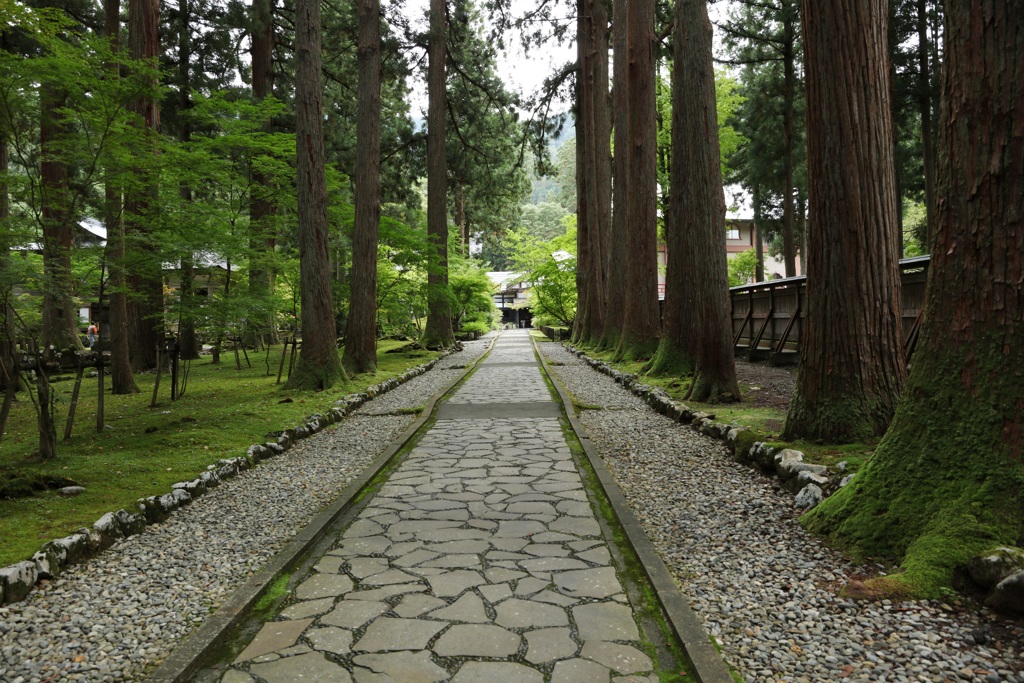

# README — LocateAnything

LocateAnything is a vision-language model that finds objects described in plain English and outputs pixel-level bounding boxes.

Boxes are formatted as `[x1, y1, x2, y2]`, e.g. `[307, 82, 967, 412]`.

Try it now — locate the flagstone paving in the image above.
[219, 330, 660, 682]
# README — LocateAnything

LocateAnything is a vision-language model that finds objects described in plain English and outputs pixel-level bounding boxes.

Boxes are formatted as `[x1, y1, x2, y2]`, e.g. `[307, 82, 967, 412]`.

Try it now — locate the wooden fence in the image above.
[729, 255, 930, 365]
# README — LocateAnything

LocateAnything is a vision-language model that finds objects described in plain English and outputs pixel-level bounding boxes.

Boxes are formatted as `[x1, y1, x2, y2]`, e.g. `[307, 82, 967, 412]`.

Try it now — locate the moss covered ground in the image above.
[0, 341, 442, 566]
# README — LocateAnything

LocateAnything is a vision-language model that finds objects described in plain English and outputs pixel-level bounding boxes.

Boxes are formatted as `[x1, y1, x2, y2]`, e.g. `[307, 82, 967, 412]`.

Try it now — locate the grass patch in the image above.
[0, 342, 443, 566]
[253, 572, 291, 616]
[573, 343, 878, 470]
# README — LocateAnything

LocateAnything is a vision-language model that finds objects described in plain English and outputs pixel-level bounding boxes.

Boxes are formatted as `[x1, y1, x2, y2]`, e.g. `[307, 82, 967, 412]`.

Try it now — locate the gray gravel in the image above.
[0, 343, 490, 683]
[538, 341, 1024, 683]
[355, 338, 492, 416]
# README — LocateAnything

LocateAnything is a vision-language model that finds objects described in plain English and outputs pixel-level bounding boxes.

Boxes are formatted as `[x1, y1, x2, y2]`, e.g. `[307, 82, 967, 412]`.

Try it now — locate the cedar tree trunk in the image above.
[615, 0, 659, 360]
[126, 0, 163, 371]
[648, 0, 739, 405]
[343, 0, 382, 374]
[40, 85, 81, 351]
[597, 0, 628, 352]
[288, 0, 346, 389]
[804, 1, 1024, 597]
[783, 0, 906, 442]
[249, 0, 278, 343]
[104, 0, 138, 394]
[571, 0, 606, 345]
[781, 3, 797, 277]
[421, 0, 454, 349]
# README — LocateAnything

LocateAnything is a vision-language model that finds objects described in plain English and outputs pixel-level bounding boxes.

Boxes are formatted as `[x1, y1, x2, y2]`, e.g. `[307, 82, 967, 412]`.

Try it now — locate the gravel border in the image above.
[537, 341, 1024, 683]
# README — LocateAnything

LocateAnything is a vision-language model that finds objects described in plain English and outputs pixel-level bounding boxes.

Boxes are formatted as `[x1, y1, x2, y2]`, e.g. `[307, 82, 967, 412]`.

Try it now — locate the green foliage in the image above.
[508, 216, 577, 329]
[728, 248, 758, 287]
[449, 256, 497, 334]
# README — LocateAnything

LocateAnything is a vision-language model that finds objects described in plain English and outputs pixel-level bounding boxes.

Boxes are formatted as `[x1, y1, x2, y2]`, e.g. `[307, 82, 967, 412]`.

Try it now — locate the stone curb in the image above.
[0, 344, 467, 607]
[562, 344, 847, 508]
[536, 338, 735, 683]
[144, 338, 494, 682]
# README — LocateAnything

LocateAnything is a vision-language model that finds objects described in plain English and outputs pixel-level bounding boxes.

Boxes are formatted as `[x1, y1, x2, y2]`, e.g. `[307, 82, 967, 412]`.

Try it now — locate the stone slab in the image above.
[233, 619, 313, 663]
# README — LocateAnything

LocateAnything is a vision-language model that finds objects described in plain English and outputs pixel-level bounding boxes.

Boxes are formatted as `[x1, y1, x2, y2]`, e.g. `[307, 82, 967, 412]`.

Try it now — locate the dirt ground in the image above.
[733, 358, 796, 411]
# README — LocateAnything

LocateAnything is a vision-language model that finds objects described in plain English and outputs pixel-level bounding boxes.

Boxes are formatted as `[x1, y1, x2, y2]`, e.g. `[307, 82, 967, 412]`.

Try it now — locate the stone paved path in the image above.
[218, 330, 660, 683]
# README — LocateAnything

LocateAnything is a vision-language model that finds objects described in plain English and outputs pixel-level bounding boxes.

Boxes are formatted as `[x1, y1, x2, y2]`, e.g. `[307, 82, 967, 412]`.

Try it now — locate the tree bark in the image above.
[598, 0, 628, 351]
[287, 0, 346, 389]
[916, 0, 936, 251]
[421, 0, 454, 348]
[648, 0, 740, 406]
[343, 0, 382, 374]
[781, 2, 798, 277]
[40, 85, 81, 351]
[615, 0, 659, 360]
[126, 0, 163, 372]
[783, 0, 906, 442]
[575, 0, 609, 345]
[804, 1, 1024, 597]
[753, 184, 765, 282]
[104, 0, 139, 394]
[248, 0, 278, 343]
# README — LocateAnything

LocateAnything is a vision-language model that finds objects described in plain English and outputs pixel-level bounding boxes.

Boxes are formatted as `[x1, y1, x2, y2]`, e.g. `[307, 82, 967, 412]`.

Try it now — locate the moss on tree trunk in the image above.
[803, 1, 1024, 597]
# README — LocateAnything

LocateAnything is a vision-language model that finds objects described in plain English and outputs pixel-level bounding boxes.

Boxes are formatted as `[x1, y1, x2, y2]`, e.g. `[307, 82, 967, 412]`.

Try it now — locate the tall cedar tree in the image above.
[421, 0, 455, 348]
[126, 0, 163, 371]
[342, 0, 382, 373]
[288, 0, 346, 389]
[39, 82, 80, 351]
[648, 0, 740, 404]
[805, 0, 1024, 597]
[571, 0, 609, 345]
[614, 0, 659, 360]
[248, 0, 277, 341]
[105, 0, 140, 394]
[597, 0, 627, 352]
[782, 0, 906, 442]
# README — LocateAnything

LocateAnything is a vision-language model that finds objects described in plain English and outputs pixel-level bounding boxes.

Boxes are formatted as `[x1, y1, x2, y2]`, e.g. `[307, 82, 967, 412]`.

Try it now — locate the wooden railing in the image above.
[729, 255, 930, 365]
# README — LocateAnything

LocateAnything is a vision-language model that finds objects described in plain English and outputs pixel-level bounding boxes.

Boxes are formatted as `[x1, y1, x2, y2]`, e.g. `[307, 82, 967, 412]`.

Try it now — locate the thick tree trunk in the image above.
[571, 97, 589, 343]
[343, 0, 382, 374]
[287, 0, 346, 389]
[40, 85, 81, 351]
[805, 1, 1024, 597]
[421, 0, 454, 349]
[578, 0, 609, 345]
[648, 0, 740, 405]
[783, 0, 906, 442]
[176, 0, 199, 361]
[597, 0, 628, 351]
[781, 4, 797, 277]
[753, 184, 765, 282]
[126, 0, 162, 372]
[104, 0, 139, 394]
[917, 0, 936, 251]
[248, 0, 277, 343]
[615, 0, 659, 360]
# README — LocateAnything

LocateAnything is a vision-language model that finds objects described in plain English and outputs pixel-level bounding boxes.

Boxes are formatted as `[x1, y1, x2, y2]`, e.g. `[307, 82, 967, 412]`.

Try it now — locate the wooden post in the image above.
[276, 337, 289, 384]
[287, 336, 298, 380]
[170, 338, 179, 401]
[151, 345, 163, 408]
[63, 359, 85, 440]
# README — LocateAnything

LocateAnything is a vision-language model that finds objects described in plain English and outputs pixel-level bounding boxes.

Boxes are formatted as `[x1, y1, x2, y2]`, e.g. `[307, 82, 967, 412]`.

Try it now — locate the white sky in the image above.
[403, 0, 731, 114]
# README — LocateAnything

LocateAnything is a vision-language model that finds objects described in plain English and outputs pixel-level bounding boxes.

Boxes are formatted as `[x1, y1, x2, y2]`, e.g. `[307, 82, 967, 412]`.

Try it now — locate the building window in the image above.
[727, 228, 741, 240]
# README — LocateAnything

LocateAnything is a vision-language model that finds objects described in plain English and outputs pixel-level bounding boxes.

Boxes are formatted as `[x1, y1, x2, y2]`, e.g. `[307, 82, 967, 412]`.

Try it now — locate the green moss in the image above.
[802, 347, 1024, 596]
[644, 338, 695, 378]
[253, 572, 290, 616]
[783, 392, 894, 444]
